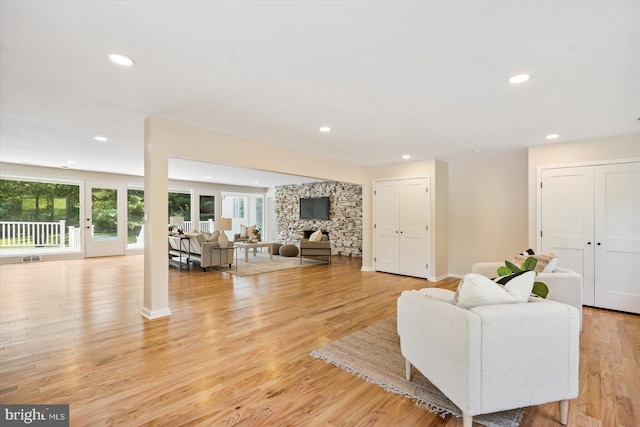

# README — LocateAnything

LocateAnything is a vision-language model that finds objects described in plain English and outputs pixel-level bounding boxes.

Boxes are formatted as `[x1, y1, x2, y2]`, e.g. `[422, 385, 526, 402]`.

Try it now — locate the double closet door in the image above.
[374, 178, 429, 279]
[541, 161, 640, 314]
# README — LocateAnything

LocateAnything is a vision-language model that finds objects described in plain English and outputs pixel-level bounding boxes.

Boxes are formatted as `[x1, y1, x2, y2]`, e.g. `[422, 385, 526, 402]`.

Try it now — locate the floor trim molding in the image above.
[140, 307, 172, 320]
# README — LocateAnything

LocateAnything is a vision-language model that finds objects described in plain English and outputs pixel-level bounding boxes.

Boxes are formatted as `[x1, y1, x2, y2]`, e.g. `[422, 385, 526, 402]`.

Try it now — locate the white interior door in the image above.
[541, 167, 595, 305]
[374, 181, 399, 274]
[594, 162, 640, 314]
[398, 178, 429, 278]
[85, 180, 126, 257]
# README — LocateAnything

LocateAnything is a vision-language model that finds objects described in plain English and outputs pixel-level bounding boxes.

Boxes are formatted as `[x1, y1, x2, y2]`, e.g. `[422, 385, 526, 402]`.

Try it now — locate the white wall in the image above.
[435, 159, 449, 278]
[528, 133, 640, 247]
[448, 149, 529, 276]
[265, 188, 277, 242]
[448, 133, 640, 277]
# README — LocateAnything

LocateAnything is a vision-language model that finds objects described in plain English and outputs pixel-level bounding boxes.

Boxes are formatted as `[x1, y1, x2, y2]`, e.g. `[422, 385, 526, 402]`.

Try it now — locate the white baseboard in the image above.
[448, 273, 465, 279]
[360, 266, 375, 272]
[140, 307, 172, 320]
[428, 273, 456, 282]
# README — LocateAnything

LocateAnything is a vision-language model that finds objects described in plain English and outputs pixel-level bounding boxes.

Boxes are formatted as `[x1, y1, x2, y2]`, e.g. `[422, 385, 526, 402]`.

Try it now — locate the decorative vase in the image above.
[218, 231, 229, 248]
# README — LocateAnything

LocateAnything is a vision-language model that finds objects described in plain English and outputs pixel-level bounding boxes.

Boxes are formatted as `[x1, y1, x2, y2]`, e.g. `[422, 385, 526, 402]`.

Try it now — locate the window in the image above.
[91, 188, 118, 239]
[127, 189, 144, 245]
[168, 191, 191, 222]
[221, 193, 264, 238]
[255, 196, 264, 233]
[232, 198, 245, 218]
[0, 179, 80, 248]
[199, 195, 215, 221]
[198, 195, 215, 233]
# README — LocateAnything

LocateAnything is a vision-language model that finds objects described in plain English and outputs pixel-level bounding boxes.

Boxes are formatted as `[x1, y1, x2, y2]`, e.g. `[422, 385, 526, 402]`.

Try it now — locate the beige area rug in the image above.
[311, 316, 525, 427]
[227, 251, 326, 276]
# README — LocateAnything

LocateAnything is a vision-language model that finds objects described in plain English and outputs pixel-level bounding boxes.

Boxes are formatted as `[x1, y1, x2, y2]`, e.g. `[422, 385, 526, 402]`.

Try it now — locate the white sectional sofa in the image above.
[471, 262, 583, 328]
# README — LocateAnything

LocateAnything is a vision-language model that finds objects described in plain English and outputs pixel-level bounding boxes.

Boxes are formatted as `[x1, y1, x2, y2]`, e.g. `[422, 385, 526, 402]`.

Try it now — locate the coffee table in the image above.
[235, 242, 274, 262]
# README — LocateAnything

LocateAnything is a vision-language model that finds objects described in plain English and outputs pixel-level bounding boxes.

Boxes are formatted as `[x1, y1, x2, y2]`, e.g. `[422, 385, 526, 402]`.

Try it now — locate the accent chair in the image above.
[397, 289, 580, 427]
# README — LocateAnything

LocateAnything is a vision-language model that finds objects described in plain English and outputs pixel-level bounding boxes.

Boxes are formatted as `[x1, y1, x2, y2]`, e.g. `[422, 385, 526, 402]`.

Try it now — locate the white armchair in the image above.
[472, 262, 583, 329]
[397, 290, 580, 427]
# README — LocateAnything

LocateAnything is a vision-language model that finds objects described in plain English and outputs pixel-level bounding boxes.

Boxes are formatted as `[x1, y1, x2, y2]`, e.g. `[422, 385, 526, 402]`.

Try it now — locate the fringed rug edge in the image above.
[310, 349, 455, 420]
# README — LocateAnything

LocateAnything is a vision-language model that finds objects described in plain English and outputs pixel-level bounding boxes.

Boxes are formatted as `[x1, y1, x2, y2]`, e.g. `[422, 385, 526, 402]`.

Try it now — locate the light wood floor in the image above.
[1, 255, 638, 426]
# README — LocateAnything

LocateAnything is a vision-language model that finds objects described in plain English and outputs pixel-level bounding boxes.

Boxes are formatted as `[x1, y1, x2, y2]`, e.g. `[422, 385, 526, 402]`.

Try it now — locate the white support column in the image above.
[361, 183, 374, 271]
[141, 117, 171, 320]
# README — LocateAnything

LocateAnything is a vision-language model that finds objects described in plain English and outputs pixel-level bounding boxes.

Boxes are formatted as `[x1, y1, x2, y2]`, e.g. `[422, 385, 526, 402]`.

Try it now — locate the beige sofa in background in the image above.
[168, 233, 234, 270]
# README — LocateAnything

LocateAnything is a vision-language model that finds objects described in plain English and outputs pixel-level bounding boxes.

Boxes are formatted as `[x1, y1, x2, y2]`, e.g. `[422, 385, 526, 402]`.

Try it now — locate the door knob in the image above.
[597, 242, 601, 246]
[587, 242, 592, 245]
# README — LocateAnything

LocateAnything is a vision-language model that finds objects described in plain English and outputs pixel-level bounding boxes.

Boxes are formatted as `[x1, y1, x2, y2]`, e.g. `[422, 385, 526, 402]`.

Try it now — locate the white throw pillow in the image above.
[455, 273, 520, 309]
[309, 230, 323, 241]
[206, 230, 220, 242]
[501, 271, 535, 303]
[542, 256, 558, 273]
[240, 225, 256, 238]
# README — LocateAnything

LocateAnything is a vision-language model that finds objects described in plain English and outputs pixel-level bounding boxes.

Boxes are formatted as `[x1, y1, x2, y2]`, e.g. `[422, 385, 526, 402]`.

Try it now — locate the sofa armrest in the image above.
[537, 268, 583, 327]
[397, 291, 482, 414]
[201, 242, 234, 268]
[471, 300, 579, 413]
[539, 267, 583, 304]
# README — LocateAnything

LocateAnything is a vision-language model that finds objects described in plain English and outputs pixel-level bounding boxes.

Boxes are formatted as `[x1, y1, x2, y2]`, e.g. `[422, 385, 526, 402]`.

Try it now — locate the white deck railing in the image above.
[0, 220, 67, 247]
[173, 220, 215, 233]
[68, 226, 82, 248]
[1, 219, 216, 249]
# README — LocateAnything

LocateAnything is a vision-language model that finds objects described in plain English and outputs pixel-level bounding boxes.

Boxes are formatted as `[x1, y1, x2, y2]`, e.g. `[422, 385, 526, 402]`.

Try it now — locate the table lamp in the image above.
[169, 216, 184, 235]
[216, 217, 232, 247]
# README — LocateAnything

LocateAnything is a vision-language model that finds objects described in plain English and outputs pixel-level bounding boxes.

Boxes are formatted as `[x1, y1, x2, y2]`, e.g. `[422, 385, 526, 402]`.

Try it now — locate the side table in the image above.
[168, 235, 191, 271]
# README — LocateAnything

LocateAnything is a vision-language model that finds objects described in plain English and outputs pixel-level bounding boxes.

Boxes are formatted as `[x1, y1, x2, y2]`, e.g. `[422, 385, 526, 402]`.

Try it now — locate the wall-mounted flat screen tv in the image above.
[299, 197, 330, 220]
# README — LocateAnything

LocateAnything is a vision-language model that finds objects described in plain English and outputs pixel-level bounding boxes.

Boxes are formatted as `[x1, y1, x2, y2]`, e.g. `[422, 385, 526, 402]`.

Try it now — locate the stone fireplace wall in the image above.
[275, 181, 362, 257]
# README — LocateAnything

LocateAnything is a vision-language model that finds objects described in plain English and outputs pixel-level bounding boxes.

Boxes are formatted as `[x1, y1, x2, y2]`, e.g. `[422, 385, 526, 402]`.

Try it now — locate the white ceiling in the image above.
[1, 1, 639, 187]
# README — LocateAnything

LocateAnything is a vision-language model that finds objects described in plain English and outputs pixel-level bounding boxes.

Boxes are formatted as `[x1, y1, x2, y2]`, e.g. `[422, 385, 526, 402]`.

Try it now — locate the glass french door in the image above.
[85, 181, 126, 257]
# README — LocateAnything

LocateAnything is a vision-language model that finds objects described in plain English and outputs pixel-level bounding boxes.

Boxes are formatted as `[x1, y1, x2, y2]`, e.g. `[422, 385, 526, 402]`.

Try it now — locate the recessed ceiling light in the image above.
[546, 134, 560, 140]
[109, 54, 135, 67]
[205, 176, 212, 179]
[473, 149, 482, 153]
[319, 127, 331, 133]
[402, 155, 411, 160]
[508, 74, 530, 84]
[253, 181, 260, 184]
[67, 160, 76, 164]
[94, 136, 108, 142]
